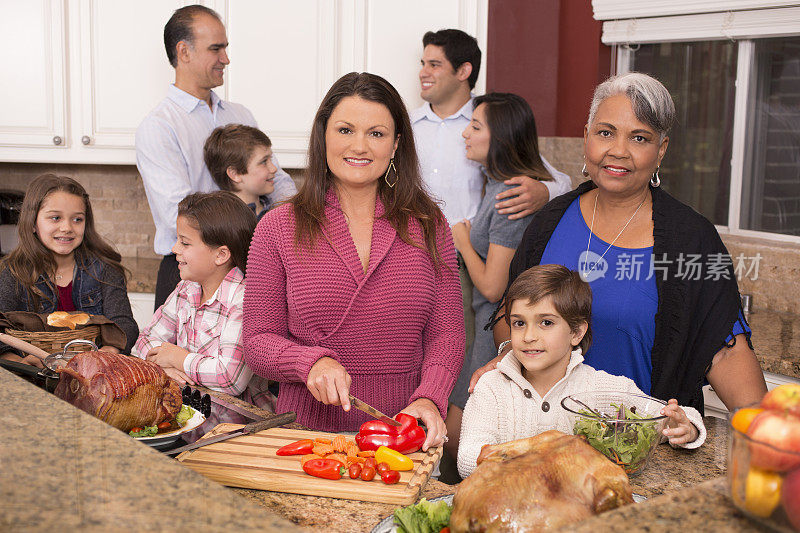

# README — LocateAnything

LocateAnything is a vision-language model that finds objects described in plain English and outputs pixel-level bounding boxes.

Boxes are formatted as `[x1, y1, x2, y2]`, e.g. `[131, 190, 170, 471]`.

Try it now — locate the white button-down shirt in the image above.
[135, 85, 297, 255]
[411, 98, 572, 224]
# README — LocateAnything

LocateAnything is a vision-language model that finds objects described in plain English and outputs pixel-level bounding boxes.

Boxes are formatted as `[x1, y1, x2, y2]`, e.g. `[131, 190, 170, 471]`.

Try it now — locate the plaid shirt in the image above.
[133, 267, 274, 411]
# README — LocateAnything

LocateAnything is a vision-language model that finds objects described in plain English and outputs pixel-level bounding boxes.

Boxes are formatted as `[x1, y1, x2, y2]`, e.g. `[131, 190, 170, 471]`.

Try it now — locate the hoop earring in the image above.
[581, 163, 589, 178]
[650, 166, 661, 187]
[384, 158, 398, 188]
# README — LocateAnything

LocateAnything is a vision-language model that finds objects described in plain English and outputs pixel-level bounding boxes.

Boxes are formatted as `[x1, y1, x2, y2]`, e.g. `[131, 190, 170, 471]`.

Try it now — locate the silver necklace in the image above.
[581, 193, 647, 280]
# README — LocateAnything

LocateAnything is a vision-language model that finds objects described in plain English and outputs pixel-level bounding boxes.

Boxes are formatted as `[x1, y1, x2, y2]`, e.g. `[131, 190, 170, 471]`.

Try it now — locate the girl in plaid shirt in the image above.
[133, 191, 274, 411]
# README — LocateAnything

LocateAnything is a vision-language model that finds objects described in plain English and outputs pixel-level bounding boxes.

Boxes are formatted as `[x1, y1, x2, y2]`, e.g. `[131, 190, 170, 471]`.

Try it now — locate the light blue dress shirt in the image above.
[135, 85, 297, 255]
[410, 97, 572, 225]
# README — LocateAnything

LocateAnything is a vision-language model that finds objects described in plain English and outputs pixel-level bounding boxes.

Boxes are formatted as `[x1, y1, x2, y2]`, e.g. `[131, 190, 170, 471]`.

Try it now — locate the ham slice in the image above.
[450, 430, 634, 532]
[54, 351, 182, 432]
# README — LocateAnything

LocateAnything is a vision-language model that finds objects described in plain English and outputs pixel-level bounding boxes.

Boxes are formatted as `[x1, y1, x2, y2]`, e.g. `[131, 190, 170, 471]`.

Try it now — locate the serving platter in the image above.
[176, 424, 442, 505]
[134, 408, 205, 449]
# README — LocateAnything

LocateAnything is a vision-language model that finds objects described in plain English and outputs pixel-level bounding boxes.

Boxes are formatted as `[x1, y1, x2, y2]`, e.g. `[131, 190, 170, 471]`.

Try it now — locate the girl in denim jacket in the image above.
[0, 174, 137, 364]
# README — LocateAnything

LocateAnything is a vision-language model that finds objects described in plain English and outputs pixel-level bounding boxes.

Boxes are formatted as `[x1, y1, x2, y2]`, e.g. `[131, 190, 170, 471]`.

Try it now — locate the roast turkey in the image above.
[450, 430, 634, 532]
[54, 351, 182, 432]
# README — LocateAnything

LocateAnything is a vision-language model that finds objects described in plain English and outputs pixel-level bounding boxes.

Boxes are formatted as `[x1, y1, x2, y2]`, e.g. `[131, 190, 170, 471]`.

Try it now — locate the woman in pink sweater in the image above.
[243, 73, 464, 449]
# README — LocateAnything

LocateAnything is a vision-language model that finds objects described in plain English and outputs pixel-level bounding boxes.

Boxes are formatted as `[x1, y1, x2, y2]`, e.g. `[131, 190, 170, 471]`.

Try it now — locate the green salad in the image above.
[393, 497, 451, 533]
[129, 405, 195, 438]
[573, 403, 659, 474]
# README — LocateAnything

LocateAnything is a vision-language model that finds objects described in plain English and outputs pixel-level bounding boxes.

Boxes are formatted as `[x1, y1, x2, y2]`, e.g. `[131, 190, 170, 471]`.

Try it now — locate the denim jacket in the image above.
[28, 256, 104, 314]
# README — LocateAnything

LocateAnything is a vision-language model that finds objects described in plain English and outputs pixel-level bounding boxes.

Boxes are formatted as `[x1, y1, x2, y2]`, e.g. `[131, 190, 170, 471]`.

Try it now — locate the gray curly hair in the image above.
[587, 72, 675, 141]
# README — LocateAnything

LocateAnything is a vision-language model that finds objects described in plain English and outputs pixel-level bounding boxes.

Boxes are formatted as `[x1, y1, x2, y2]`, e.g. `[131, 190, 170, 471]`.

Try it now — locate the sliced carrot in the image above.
[332, 434, 347, 453]
[346, 456, 366, 466]
[328, 452, 347, 465]
[300, 454, 323, 466]
[345, 442, 360, 458]
[314, 438, 332, 445]
[313, 444, 334, 456]
[357, 450, 375, 458]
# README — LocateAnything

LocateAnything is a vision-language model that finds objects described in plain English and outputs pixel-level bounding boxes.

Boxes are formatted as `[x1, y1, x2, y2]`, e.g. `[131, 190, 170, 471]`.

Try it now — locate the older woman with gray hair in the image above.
[471, 72, 766, 414]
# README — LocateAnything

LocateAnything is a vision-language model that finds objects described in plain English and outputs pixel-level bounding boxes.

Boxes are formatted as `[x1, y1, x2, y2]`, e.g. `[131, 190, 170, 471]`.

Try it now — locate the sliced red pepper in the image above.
[355, 413, 426, 454]
[302, 458, 346, 480]
[276, 439, 314, 456]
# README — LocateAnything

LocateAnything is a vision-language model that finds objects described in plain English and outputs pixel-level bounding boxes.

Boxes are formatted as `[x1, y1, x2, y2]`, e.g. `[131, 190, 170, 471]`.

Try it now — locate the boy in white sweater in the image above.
[457, 265, 706, 478]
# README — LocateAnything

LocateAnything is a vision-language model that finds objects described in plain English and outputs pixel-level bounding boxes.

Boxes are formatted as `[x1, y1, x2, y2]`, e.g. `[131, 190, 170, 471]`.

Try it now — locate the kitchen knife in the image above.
[165, 411, 296, 456]
[348, 394, 401, 427]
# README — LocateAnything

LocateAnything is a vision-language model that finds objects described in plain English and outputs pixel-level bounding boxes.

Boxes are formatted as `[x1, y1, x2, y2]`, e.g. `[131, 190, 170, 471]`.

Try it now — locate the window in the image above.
[630, 41, 737, 226]
[741, 37, 800, 236]
[599, 3, 800, 242]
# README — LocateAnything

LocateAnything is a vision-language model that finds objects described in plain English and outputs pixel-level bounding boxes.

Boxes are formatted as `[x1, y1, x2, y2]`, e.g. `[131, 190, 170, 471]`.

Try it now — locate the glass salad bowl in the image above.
[561, 391, 667, 476]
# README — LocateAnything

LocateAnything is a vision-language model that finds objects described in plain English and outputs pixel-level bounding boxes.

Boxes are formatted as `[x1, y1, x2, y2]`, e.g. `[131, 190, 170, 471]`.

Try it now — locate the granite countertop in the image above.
[0, 368, 297, 532]
[749, 309, 800, 379]
[1, 366, 775, 533]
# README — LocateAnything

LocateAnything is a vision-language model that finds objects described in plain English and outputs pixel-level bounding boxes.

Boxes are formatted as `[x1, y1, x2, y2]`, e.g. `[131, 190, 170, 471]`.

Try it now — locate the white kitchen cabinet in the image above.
[0, 0, 487, 168]
[0, 0, 67, 149]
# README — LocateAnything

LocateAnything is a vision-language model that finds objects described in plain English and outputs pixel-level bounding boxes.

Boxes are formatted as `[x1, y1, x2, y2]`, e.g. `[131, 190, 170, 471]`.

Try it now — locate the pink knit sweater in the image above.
[243, 189, 464, 432]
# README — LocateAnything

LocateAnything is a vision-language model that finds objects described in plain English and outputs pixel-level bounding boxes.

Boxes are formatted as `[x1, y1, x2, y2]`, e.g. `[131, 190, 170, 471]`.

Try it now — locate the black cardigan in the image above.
[500, 180, 749, 413]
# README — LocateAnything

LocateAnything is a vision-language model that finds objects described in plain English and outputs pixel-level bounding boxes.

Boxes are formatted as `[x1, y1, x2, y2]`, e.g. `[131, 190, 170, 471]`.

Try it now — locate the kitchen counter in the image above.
[2, 364, 778, 533]
[749, 309, 800, 380]
[0, 368, 297, 532]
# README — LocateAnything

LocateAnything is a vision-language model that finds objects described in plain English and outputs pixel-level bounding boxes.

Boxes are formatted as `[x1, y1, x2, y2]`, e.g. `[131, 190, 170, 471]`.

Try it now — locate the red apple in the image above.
[746, 411, 800, 472]
[781, 468, 800, 530]
[761, 384, 800, 417]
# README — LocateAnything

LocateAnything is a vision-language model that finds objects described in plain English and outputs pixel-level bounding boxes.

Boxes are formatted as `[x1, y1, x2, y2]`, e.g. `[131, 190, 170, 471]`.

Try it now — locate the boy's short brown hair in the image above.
[204, 124, 272, 191]
[178, 191, 257, 274]
[505, 264, 593, 353]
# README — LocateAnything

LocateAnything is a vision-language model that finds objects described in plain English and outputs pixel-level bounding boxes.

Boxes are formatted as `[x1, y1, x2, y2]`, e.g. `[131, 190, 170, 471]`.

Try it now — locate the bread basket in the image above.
[5, 325, 100, 353]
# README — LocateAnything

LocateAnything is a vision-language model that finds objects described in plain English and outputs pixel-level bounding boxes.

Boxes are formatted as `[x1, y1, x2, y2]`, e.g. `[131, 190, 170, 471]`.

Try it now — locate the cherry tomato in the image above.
[381, 469, 400, 484]
[364, 457, 377, 470]
[131, 427, 142, 433]
[348, 463, 362, 479]
[361, 465, 376, 481]
[157, 421, 172, 429]
[376, 462, 391, 475]
[440, 528, 450, 533]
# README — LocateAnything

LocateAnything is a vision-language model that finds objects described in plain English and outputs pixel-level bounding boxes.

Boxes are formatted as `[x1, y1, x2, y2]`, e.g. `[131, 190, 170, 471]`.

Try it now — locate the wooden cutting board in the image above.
[176, 424, 442, 505]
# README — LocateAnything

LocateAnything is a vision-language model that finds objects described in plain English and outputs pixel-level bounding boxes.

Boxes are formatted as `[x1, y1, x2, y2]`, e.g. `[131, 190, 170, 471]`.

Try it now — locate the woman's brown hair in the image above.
[505, 264, 593, 353]
[178, 191, 257, 274]
[473, 92, 552, 183]
[1, 174, 127, 309]
[292, 72, 446, 266]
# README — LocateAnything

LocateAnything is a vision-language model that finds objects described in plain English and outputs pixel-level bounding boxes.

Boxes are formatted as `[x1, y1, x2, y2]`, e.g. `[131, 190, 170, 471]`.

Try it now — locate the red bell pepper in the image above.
[355, 413, 426, 454]
[302, 458, 346, 480]
[276, 439, 314, 456]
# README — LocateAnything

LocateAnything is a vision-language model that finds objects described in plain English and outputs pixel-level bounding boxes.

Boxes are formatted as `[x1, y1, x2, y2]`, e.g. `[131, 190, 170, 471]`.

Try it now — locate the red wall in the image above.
[486, 0, 612, 137]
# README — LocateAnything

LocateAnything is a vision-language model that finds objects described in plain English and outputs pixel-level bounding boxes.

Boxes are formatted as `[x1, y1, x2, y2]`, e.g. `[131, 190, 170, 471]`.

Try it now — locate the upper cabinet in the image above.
[0, 0, 487, 168]
[0, 0, 67, 150]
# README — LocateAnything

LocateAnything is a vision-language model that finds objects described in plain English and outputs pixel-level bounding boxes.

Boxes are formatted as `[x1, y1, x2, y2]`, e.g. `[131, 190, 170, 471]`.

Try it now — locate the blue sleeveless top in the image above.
[540, 198, 749, 393]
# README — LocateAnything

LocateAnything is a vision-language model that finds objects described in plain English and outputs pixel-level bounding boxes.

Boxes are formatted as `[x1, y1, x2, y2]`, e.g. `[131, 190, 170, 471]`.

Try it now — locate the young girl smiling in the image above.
[0, 174, 138, 363]
[457, 264, 706, 478]
[133, 191, 274, 410]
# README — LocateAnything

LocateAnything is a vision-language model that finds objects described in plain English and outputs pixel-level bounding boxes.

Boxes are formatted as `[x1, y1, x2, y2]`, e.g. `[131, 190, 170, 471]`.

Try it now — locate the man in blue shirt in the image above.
[410, 29, 572, 226]
[136, 5, 296, 310]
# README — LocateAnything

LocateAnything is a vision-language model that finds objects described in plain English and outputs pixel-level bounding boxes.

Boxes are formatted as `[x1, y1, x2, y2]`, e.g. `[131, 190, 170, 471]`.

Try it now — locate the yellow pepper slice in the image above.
[375, 445, 414, 471]
[744, 467, 783, 518]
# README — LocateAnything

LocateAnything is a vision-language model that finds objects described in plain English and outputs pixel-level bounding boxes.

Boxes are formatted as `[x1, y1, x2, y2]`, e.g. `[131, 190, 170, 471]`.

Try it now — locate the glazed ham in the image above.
[54, 351, 182, 432]
[450, 431, 634, 532]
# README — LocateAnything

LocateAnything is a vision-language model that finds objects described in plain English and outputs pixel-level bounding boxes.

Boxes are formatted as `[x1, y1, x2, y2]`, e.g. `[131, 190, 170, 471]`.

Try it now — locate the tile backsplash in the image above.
[2, 137, 798, 312]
